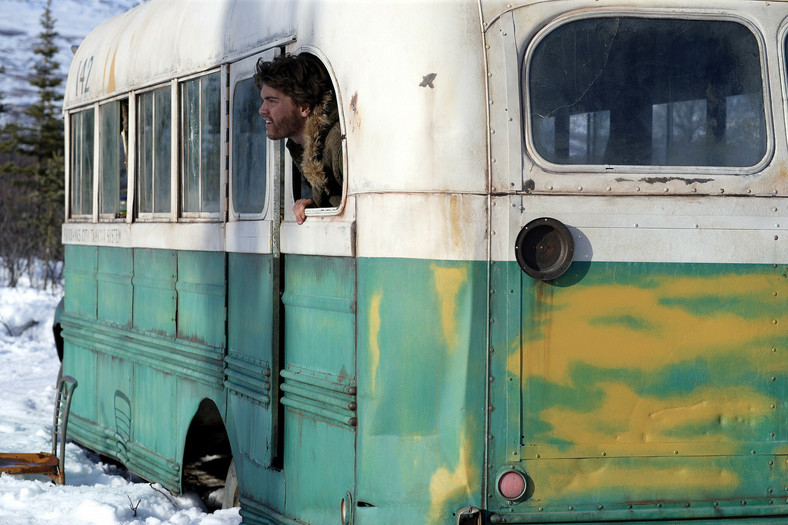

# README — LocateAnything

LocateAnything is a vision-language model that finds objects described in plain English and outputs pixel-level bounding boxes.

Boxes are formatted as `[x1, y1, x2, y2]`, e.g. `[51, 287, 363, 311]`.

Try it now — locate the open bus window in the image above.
[99, 100, 128, 219]
[69, 107, 94, 218]
[231, 77, 267, 216]
[181, 71, 221, 217]
[527, 17, 766, 167]
[137, 86, 171, 216]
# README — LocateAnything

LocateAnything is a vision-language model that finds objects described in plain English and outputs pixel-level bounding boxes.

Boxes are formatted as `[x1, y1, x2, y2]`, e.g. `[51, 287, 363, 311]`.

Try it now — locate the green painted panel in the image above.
[228, 253, 273, 360]
[489, 261, 788, 521]
[64, 244, 97, 319]
[95, 353, 133, 459]
[134, 363, 177, 460]
[97, 246, 133, 326]
[132, 249, 176, 336]
[177, 250, 226, 348]
[355, 258, 487, 525]
[283, 255, 355, 378]
[284, 415, 355, 524]
[62, 342, 97, 423]
[280, 254, 356, 522]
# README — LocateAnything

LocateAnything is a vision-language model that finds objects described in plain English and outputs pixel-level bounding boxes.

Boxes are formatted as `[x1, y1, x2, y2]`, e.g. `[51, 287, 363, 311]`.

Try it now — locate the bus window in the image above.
[232, 77, 267, 216]
[69, 107, 94, 218]
[137, 86, 171, 216]
[528, 18, 766, 167]
[99, 100, 128, 219]
[181, 71, 221, 216]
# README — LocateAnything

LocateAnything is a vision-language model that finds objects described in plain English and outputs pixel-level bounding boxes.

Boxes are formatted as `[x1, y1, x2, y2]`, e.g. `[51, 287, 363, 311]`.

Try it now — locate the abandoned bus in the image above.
[59, 0, 788, 523]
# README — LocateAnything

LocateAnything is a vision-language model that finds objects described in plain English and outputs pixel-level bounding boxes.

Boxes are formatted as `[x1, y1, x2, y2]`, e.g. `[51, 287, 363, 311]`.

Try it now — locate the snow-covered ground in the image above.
[0, 278, 241, 525]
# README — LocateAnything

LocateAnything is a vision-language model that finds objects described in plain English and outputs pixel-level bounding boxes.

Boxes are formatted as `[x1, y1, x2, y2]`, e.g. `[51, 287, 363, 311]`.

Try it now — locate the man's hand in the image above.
[293, 198, 315, 225]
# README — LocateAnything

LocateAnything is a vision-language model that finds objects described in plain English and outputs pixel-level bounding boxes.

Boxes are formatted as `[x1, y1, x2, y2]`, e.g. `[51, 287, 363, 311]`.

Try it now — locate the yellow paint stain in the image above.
[104, 45, 118, 94]
[538, 461, 739, 498]
[369, 292, 382, 396]
[428, 433, 475, 524]
[431, 264, 467, 352]
[540, 383, 770, 448]
[514, 273, 788, 381]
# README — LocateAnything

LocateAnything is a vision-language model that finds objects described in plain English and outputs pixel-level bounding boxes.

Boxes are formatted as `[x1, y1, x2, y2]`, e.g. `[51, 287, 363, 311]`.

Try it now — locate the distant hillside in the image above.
[0, 0, 142, 119]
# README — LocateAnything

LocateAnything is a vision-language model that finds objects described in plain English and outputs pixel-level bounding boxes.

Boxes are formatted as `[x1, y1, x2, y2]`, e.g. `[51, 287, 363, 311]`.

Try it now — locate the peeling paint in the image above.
[431, 264, 468, 352]
[428, 432, 474, 524]
[369, 291, 382, 396]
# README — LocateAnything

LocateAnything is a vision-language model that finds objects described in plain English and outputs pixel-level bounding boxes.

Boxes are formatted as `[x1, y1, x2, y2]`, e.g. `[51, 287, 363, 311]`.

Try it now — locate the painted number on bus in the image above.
[75, 56, 93, 96]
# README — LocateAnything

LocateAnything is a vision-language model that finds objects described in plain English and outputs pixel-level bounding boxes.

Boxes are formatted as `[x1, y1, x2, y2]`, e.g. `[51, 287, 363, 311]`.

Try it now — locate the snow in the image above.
[0, 277, 241, 525]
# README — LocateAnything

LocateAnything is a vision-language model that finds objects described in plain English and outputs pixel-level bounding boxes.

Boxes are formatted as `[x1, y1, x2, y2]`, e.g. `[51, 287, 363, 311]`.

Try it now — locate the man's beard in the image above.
[266, 110, 304, 141]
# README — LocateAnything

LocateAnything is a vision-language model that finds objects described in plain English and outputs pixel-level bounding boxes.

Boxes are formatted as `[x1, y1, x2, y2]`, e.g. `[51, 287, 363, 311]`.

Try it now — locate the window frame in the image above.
[134, 82, 176, 222]
[228, 55, 273, 222]
[98, 95, 130, 222]
[179, 68, 225, 221]
[68, 105, 97, 221]
[519, 9, 774, 182]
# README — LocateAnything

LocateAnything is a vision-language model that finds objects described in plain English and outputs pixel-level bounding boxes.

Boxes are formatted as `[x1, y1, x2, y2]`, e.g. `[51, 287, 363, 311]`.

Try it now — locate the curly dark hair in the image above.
[254, 53, 333, 111]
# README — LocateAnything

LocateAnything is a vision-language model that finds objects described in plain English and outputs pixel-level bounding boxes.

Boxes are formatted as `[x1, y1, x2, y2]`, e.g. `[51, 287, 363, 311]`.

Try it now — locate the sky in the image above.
[0, 0, 143, 110]
[0, 277, 241, 525]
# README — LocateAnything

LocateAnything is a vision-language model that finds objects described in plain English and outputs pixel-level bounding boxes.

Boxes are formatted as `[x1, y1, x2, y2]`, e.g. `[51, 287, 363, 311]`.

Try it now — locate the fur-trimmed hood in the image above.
[298, 92, 343, 207]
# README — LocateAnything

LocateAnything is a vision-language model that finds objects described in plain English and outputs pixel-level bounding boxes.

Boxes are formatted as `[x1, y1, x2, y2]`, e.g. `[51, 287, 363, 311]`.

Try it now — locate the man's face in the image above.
[258, 85, 310, 143]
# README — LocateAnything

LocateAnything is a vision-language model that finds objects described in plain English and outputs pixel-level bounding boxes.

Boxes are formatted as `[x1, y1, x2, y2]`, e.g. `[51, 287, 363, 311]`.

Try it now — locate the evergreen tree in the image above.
[20, 0, 65, 288]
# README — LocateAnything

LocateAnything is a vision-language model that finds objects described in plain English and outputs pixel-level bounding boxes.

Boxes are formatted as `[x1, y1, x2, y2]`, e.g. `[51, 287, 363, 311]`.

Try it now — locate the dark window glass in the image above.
[137, 86, 171, 215]
[182, 71, 221, 215]
[232, 77, 267, 215]
[100, 100, 128, 218]
[528, 18, 766, 167]
[70, 108, 94, 217]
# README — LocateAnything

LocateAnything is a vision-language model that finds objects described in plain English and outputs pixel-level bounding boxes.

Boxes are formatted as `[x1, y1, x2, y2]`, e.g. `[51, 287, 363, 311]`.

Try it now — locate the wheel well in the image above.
[182, 398, 233, 508]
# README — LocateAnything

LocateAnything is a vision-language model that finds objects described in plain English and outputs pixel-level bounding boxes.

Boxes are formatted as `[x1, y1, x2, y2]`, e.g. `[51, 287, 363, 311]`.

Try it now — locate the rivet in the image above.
[536, 454, 541, 458]
[657, 503, 662, 508]
[773, 319, 778, 325]
[548, 185, 554, 190]
[772, 377, 777, 382]
[578, 186, 583, 191]
[674, 450, 679, 455]
[685, 502, 691, 508]
[772, 347, 777, 352]
[634, 223, 639, 228]
[772, 404, 777, 409]
[538, 507, 544, 511]
[636, 186, 641, 192]
[664, 187, 669, 192]
[491, 129, 496, 134]
[771, 434, 776, 438]
[774, 292, 778, 296]
[695, 224, 699, 228]
[741, 500, 747, 505]
[606, 186, 612, 191]
[747, 189, 752, 194]
[720, 188, 725, 194]
[601, 451, 606, 456]
[776, 235, 780, 241]
[568, 506, 574, 511]
[692, 187, 698, 193]
[598, 505, 604, 510]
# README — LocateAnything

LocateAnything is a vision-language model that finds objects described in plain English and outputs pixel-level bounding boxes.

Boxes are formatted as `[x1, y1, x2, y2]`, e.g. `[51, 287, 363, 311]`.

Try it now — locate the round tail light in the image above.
[497, 469, 527, 501]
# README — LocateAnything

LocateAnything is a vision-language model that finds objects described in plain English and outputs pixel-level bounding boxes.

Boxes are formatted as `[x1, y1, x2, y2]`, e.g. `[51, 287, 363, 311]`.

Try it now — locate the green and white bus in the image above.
[60, 0, 788, 523]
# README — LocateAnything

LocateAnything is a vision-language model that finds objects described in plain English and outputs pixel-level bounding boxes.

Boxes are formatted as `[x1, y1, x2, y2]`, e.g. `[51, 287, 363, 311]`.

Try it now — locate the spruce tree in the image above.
[21, 0, 65, 288]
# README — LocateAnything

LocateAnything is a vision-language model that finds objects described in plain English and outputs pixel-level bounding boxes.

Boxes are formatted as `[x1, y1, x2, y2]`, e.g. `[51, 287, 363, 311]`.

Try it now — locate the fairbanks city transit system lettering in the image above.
[63, 227, 122, 245]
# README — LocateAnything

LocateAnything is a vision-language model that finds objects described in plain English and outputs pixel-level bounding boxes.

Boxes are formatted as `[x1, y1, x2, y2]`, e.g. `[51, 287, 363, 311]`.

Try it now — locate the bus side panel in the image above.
[225, 252, 285, 511]
[355, 257, 487, 525]
[177, 251, 226, 348]
[132, 248, 176, 336]
[489, 260, 788, 520]
[281, 254, 356, 524]
[62, 244, 100, 449]
[97, 246, 133, 327]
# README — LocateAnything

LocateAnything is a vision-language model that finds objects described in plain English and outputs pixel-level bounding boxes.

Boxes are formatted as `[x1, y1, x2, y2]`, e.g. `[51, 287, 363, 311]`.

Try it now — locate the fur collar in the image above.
[300, 92, 339, 196]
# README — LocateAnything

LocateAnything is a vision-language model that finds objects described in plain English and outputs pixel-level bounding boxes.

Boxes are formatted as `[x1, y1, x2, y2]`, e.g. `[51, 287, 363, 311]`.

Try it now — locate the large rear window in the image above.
[527, 18, 766, 168]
